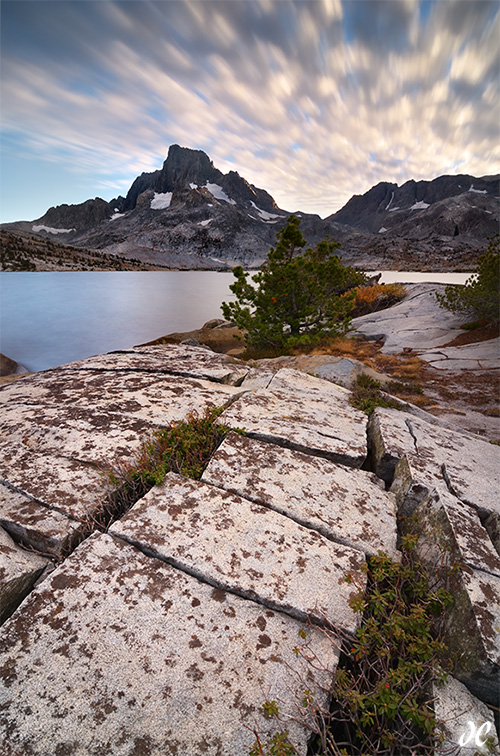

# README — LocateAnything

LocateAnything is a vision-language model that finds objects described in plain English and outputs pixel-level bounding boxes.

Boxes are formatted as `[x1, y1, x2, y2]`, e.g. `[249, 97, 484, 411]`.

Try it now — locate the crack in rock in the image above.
[0, 478, 78, 521]
[404, 418, 419, 452]
[440, 463, 460, 499]
[316, 429, 349, 443]
[110, 531, 332, 630]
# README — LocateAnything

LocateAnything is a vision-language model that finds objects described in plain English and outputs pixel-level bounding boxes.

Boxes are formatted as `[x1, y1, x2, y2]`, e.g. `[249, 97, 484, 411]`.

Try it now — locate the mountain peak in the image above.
[123, 145, 221, 210]
[160, 144, 221, 190]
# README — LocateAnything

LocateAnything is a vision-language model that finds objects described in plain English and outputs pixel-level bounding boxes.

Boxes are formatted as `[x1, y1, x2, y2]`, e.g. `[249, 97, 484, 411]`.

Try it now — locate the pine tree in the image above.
[221, 215, 366, 351]
[436, 235, 500, 324]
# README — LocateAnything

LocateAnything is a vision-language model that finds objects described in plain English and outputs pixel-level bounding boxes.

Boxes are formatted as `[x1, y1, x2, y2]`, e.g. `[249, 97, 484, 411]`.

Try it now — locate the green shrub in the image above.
[436, 235, 500, 324]
[252, 536, 453, 755]
[63, 406, 237, 558]
[349, 373, 402, 415]
[222, 215, 367, 352]
[107, 405, 237, 502]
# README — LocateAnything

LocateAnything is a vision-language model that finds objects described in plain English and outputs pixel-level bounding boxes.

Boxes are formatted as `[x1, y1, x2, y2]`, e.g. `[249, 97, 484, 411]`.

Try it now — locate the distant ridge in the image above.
[329, 174, 499, 235]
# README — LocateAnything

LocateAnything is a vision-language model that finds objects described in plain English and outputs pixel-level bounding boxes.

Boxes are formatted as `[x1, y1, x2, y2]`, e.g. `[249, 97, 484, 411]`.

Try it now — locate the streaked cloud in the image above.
[1, 0, 498, 222]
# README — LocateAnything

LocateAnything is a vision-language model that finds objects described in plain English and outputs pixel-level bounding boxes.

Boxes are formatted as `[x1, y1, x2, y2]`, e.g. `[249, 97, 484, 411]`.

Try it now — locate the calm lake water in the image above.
[0, 270, 470, 372]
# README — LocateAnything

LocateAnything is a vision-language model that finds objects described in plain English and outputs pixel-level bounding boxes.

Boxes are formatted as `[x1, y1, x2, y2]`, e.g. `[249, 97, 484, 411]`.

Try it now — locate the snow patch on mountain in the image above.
[410, 200, 430, 210]
[199, 219, 212, 226]
[190, 181, 236, 205]
[469, 185, 488, 194]
[32, 225, 75, 234]
[249, 201, 282, 222]
[151, 192, 173, 210]
[205, 183, 236, 205]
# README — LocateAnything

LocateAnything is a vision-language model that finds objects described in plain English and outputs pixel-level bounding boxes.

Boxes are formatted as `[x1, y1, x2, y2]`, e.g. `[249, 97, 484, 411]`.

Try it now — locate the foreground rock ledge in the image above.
[0, 533, 338, 756]
[110, 473, 365, 631]
[202, 432, 398, 558]
[1, 342, 499, 753]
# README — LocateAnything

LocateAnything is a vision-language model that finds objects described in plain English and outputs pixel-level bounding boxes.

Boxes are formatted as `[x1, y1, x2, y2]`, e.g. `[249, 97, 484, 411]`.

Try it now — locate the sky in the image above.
[1, 0, 499, 223]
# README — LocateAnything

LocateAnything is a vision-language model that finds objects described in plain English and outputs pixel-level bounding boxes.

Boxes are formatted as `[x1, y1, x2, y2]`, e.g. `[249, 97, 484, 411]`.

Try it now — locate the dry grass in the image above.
[303, 336, 381, 363]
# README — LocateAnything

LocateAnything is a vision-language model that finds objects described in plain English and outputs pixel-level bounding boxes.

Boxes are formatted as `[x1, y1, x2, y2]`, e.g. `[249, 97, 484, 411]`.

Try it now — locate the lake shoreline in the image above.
[0, 270, 471, 373]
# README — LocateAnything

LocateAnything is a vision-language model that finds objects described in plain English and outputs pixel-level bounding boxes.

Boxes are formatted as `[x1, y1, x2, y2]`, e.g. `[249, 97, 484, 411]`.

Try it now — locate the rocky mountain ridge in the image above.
[3, 144, 498, 270]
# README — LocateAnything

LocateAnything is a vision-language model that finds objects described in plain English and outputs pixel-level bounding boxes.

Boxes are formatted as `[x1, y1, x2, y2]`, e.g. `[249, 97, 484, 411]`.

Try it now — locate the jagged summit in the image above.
[122, 144, 279, 215]
[123, 145, 221, 211]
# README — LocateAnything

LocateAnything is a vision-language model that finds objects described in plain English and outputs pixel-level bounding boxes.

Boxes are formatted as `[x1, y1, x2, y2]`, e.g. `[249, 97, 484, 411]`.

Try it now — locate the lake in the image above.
[0, 270, 470, 372]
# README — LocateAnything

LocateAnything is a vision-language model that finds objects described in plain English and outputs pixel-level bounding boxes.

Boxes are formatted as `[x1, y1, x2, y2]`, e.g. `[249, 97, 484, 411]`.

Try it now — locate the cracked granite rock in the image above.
[0, 483, 80, 558]
[0, 368, 240, 426]
[0, 532, 338, 756]
[369, 407, 500, 703]
[402, 486, 500, 704]
[0, 442, 108, 524]
[0, 526, 48, 624]
[110, 473, 365, 631]
[368, 407, 500, 519]
[221, 368, 368, 467]
[57, 343, 249, 385]
[202, 432, 398, 558]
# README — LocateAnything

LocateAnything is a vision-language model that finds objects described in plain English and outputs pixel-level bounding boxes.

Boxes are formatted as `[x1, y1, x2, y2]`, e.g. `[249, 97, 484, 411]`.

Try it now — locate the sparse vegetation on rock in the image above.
[251, 535, 454, 756]
[349, 373, 403, 415]
[106, 405, 238, 511]
[61, 405, 239, 558]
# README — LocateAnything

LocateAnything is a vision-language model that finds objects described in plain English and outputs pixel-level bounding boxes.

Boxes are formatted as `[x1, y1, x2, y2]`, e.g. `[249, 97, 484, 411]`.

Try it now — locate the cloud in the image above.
[1, 0, 499, 222]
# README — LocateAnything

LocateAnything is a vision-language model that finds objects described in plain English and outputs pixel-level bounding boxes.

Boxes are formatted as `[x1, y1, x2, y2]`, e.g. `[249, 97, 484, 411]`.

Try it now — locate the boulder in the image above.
[110, 473, 365, 631]
[314, 357, 389, 389]
[368, 407, 500, 520]
[202, 432, 398, 558]
[0, 526, 48, 624]
[433, 675, 499, 755]
[0, 532, 338, 756]
[0, 354, 27, 377]
[221, 368, 368, 467]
